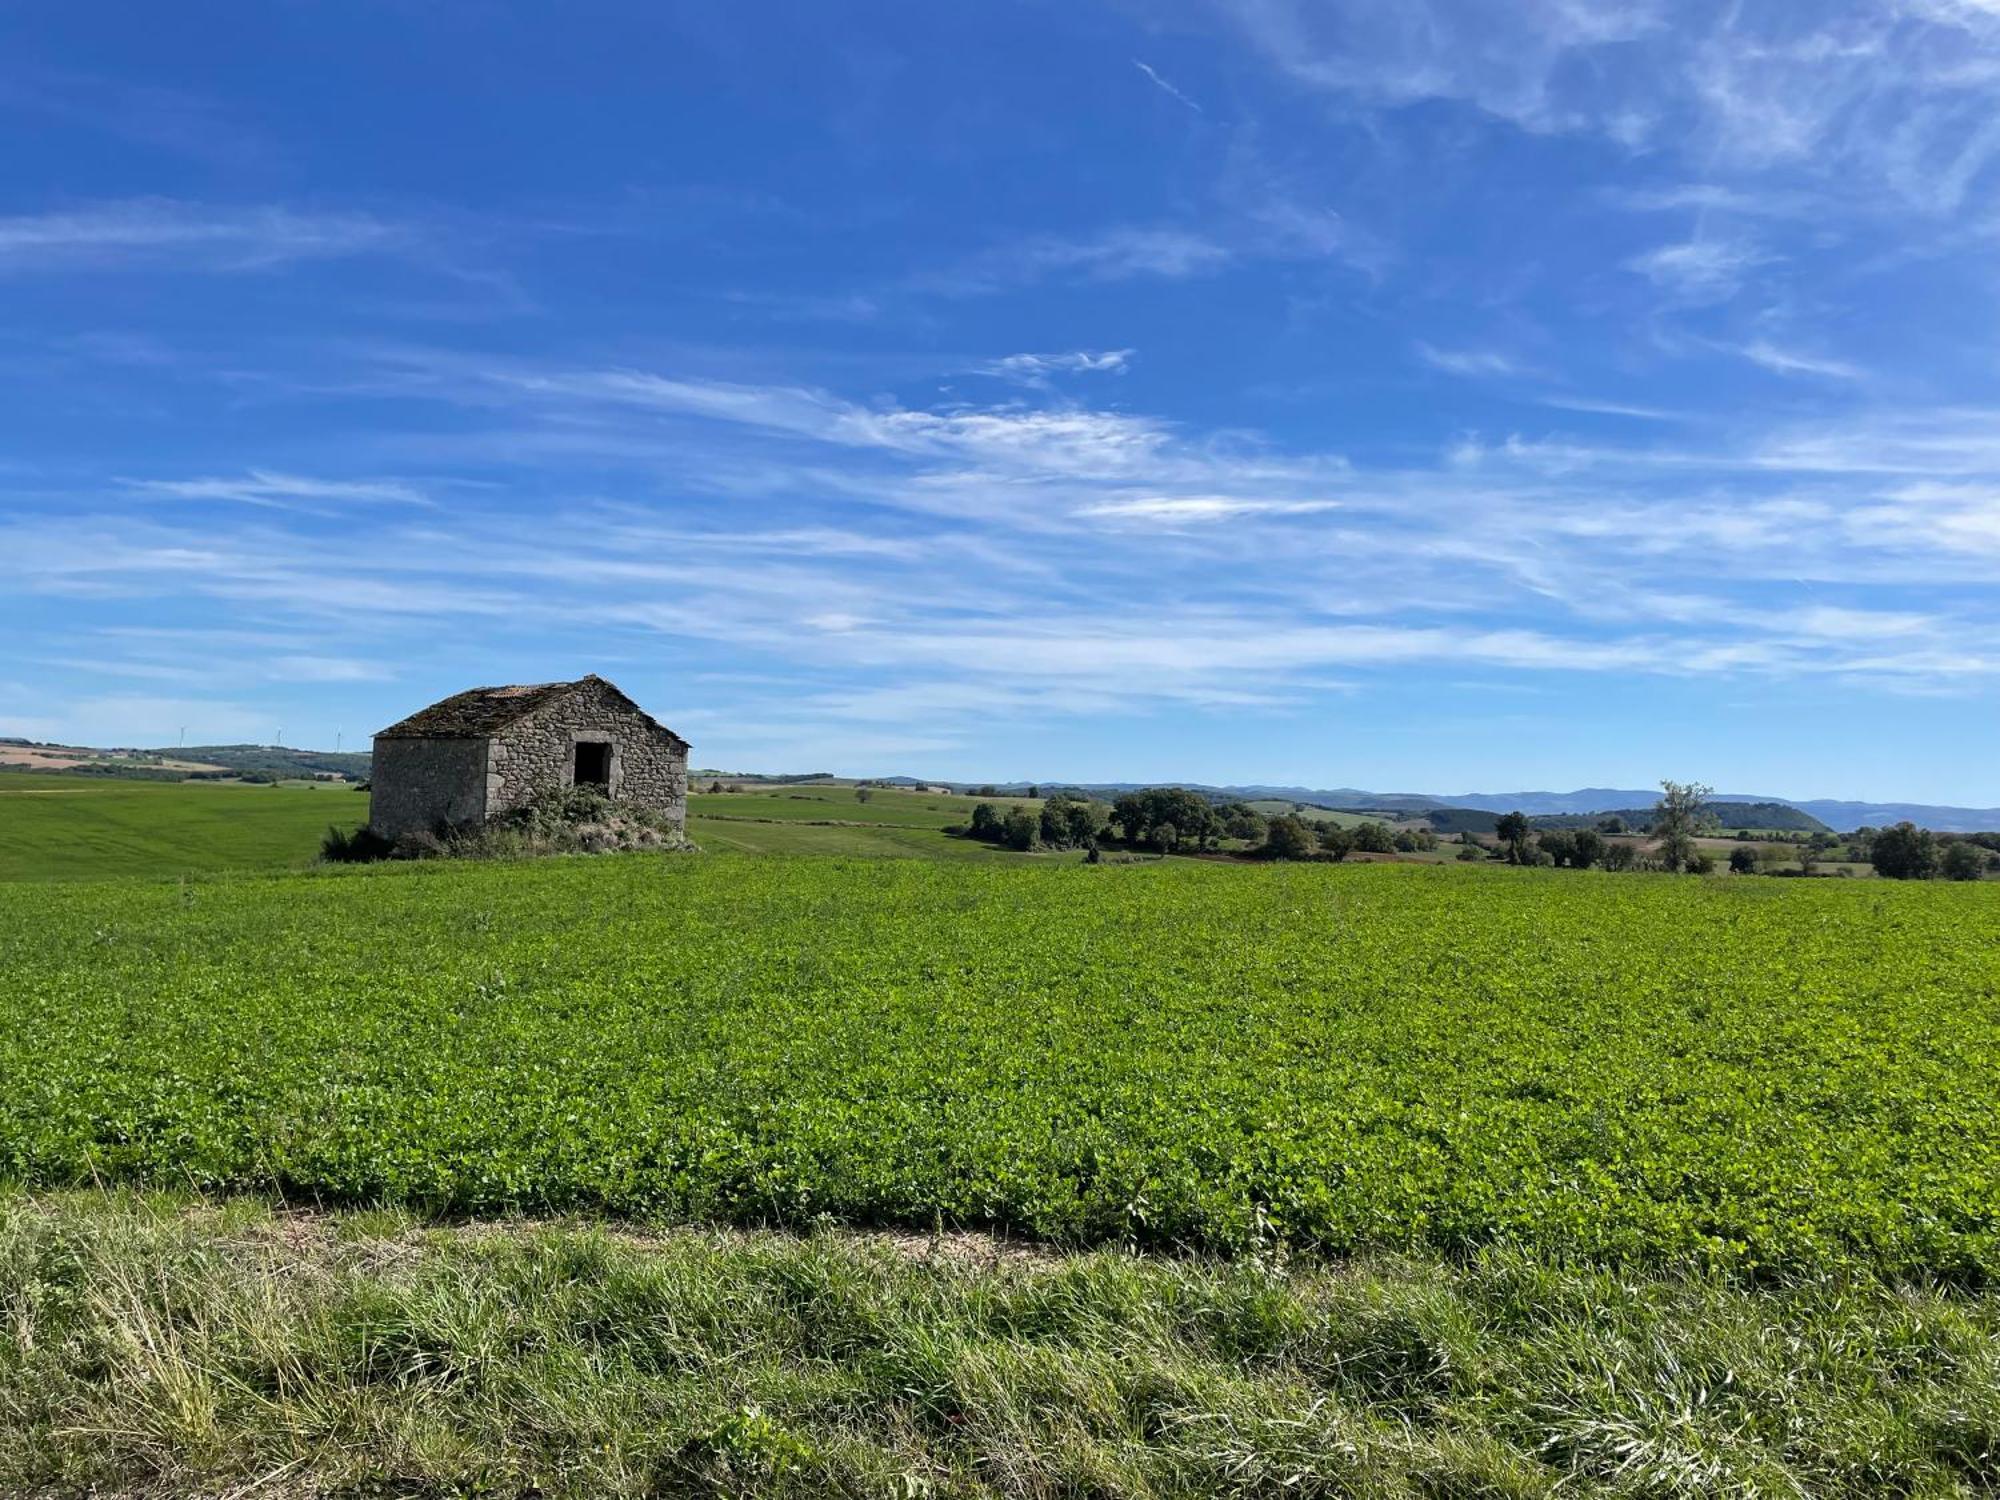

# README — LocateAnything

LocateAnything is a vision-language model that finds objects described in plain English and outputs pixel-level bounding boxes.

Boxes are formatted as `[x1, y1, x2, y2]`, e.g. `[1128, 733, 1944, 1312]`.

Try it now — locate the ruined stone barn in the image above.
[369, 675, 689, 839]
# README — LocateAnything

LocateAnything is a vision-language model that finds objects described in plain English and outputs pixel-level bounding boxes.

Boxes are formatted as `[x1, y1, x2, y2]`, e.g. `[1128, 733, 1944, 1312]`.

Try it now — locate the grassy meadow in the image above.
[0, 772, 1050, 880]
[0, 770, 366, 882]
[8, 1188, 1997, 1499]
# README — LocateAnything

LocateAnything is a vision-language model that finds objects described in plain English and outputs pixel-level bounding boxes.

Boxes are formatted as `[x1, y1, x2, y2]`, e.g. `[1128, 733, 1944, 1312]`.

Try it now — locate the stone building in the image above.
[369, 675, 689, 839]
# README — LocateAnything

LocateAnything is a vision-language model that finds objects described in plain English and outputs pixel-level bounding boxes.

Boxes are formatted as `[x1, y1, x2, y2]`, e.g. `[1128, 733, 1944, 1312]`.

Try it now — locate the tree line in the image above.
[954, 780, 1994, 880]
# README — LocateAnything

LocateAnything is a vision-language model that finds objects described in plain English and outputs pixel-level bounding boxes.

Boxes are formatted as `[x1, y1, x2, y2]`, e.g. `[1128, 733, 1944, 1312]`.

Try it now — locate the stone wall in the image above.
[369, 737, 488, 838]
[486, 679, 688, 830]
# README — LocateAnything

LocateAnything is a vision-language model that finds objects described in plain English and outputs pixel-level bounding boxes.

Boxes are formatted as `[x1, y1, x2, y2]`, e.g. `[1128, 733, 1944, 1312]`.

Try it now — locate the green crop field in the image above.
[0, 771, 364, 882]
[5, 856, 1996, 1277]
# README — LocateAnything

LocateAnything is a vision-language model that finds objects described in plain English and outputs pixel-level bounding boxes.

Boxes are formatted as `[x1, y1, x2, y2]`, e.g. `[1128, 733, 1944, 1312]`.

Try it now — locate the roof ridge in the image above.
[373, 675, 688, 749]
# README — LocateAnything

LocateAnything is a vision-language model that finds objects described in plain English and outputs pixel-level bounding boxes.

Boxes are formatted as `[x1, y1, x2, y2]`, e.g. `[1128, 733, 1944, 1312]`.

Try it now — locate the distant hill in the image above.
[1, 739, 369, 783]
[165, 745, 372, 780]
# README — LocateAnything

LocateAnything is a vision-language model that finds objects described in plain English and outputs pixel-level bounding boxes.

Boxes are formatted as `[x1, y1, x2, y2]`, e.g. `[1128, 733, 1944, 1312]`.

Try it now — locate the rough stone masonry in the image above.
[369, 675, 689, 839]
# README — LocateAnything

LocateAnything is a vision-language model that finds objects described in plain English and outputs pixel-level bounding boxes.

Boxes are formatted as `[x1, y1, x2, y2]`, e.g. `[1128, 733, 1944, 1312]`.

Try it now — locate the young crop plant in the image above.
[4, 858, 1999, 1279]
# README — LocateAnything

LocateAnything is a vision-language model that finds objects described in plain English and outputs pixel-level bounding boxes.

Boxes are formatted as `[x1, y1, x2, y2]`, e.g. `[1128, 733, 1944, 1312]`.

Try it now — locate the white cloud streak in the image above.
[0, 199, 405, 273]
[1133, 59, 1205, 113]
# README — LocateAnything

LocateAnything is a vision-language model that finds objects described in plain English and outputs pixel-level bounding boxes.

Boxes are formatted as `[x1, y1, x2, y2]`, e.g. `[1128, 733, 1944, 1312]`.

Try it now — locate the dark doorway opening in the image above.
[573, 741, 612, 791]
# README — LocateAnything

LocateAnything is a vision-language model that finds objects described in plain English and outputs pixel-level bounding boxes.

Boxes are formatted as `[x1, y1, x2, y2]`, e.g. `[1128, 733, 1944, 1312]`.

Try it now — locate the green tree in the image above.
[1871, 822, 1938, 880]
[1651, 780, 1714, 873]
[1319, 824, 1356, 862]
[1037, 793, 1105, 849]
[1569, 828, 1605, 869]
[1111, 788, 1221, 849]
[967, 803, 1004, 842]
[1261, 814, 1318, 861]
[1221, 804, 1268, 843]
[1349, 820, 1395, 853]
[1729, 844, 1759, 874]
[1600, 841, 1637, 872]
[1495, 812, 1533, 864]
[1940, 840, 1984, 882]
[1001, 807, 1039, 852]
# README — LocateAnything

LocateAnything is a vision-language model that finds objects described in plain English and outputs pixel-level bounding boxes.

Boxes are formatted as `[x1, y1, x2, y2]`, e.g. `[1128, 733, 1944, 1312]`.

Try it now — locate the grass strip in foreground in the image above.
[2, 1191, 1995, 1498]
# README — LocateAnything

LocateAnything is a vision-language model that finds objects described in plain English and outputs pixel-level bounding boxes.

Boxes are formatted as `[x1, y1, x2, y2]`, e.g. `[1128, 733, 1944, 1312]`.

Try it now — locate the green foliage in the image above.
[1941, 839, 1985, 882]
[1000, 806, 1039, 852]
[1729, 844, 1760, 874]
[1652, 780, 1715, 874]
[1347, 820, 1395, 854]
[439, 784, 691, 860]
[1495, 811, 1533, 864]
[1111, 788, 1221, 849]
[1873, 822, 1940, 880]
[1259, 813, 1318, 860]
[319, 824, 393, 863]
[5, 859, 1999, 1276]
[1567, 828, 1604, 868]
[1037, 793, 1107, 850]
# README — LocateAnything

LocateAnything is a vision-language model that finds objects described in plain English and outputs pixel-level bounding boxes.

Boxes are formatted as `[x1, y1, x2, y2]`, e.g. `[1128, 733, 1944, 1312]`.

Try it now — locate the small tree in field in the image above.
[1537, 829, 1577, 867]
[1495, 812, 1533, 864]
[1651, 780, 1713, 873]
[1001, 807, 1039, 851]
[1729, 844, 1759, 874]
[1871, 822, 1937, 880]
[1261, 815, 1318, 861]
[1940, 839, 1984, 882]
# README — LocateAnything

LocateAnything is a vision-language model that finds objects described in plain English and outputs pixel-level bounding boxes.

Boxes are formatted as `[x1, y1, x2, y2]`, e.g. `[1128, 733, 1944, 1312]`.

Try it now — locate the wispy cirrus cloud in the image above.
[13, 350, 2000, 761]
[1736, 340, 1864, 381]
[1075, 494, 1341, 524]
[1414, 343, 1537, 379]
[975, 349, 1133, 386]
[1222, 0, 2000, 214]
[1623, 236, 1768, 303]
[122, 470, 434, 509]
[0, 199, 406, 273]
[1133, 59, 1205, 113]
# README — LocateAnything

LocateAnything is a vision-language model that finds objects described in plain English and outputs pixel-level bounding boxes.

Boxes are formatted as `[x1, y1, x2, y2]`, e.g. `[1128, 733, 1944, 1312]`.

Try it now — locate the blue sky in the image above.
[4, 1, 1999, 801]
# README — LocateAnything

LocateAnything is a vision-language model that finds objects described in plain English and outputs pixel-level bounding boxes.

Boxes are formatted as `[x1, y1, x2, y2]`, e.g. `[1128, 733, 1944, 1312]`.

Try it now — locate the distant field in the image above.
[689, 785, 1037, 830]
[0, 771, 363, 882]
[689, 816, 1060, 860]
[1243, 799, 1427, 829]
[0, 775, 1041, 881]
